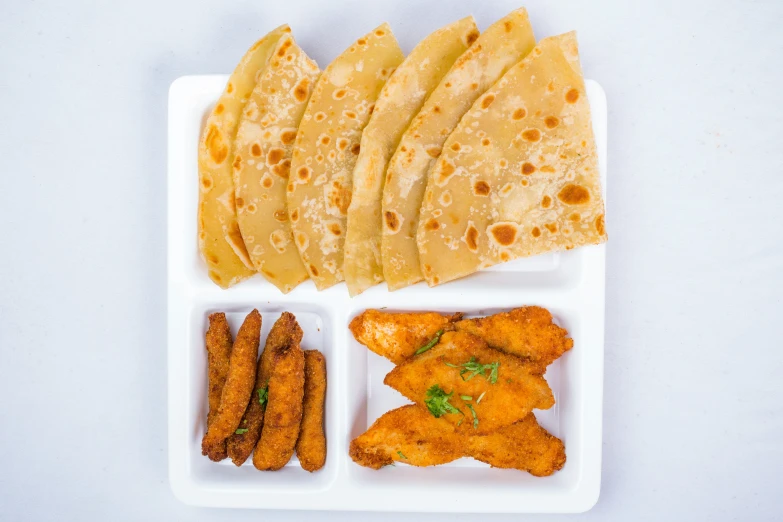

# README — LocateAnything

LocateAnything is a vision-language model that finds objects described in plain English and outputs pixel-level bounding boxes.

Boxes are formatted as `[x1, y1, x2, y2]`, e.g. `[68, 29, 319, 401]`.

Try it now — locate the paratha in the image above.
[288, 23, 404, 290]
[198, 25, 290, 288]
[234, 34, 320, 293]
[417, 32, 607, 286]
[380, 9, 535, 291]
[343, 17, 479, 296]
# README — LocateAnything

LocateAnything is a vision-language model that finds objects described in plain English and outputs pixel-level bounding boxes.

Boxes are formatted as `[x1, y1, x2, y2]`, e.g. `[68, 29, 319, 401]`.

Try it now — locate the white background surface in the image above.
[0, 0, 781, 520]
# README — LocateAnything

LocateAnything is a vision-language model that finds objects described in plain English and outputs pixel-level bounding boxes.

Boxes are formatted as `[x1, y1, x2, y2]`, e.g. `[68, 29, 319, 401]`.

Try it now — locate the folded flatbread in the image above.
[198, 25, 290, 288]
[380, 9, 535, 291]
[288, 23, 404, 290]
[234, 34, 320, 293]
[343, 17, 479, 296]
[417, 32, 607, 286]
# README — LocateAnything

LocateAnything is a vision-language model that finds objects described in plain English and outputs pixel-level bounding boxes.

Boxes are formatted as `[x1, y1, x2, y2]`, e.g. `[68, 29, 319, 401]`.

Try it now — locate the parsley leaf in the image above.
[466, 404, 479, 429]
[460, 395, 473, 401]
[424, 384, 463, 418]
[446, 357, 499, 383]
[397, 451, 407, 460]
[415, 330, 444, 355]
[235, 428, 249, 435]
[257, 383, 269, 406]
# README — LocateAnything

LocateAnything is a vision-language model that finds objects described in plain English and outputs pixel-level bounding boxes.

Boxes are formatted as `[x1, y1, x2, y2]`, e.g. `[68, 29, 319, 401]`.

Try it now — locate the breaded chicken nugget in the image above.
[201, 309, 261, 461]
[469, 414, 566, 476]
[204, 313, 233, 461]
[253, 321, 305, 471]
[296, 350, 327, 472]
[455, 306, 573, 373]
[349, 309, 462, 364]
[227, 312, 303, 466]
[384, 331, 554, 434]
[350, 405, 565, 476]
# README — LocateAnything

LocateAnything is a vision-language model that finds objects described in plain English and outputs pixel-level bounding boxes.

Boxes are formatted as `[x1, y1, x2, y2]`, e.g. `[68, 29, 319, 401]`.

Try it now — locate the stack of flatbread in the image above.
[197, 8, 607, 294]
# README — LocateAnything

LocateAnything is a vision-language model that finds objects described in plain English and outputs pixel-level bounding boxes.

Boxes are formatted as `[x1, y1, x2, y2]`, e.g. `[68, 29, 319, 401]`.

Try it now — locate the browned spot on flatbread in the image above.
[424, 218, 440, 231]
[375, 29, 385, 36]
[541, 195, 552, 208]
[328, 222, 342, 236]
[207, 253, 219, 265]
[309, 264, 319, 277]
[315, 112, 326, 122]
[384, 211, 400, 232]
[205, 124, 228, 164]
[351, 143, 361, 155]
[569, 213, 581, 222]
[531, 226, 541, 238]
[226, 82, 234, 94]
[466, 30, 479, 45]
[267, 148, 284, 165]
[274, 209, 288, 222]
[504, 21, 513, 32]
[545, 223, 557, 233]
[595, 214, 605, 235]
[272, 159, 291, 178]
[214, 104, 224, 115]
[329, 183, 351, 215]
[521, 162, 536, 175]
[540, 165, 556, 173]
[201, 175, 212, 190]
[480, 94, 495, 109]
[433, 106, 441, 114]
[490, 224, 517, 246]
[426, 146, 441, 158]
[297, 166, 312, 182]
[473, 181, 490, 196]
[357, 38, 367, 45]
[320, 135, 331, 146]
[522, 129, 541, 142]
[437, 160, 455, 184]
[232, 154, 242, 171]
[290, 208, 299, 222]
[337, 138, 349, 151]
[235, 197, 244, 209]
[333, 88, 347, 100]
[558, 184, 590, 205]
[470, 82, 478, 90]
[512, 108, 527, 120]
[545, 116, 560, 128]
[451, 142, 461, 152]
[251, 143, 262, 157]
[566, 88, 580, 103]
[294, 78, 310, 102]
[464, 225, 478, 252]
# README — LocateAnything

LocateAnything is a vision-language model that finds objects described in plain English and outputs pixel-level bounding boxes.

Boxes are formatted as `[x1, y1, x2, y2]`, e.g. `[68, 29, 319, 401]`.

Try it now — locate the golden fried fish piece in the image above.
[227, 312, 302, 466]
[349, 309, 462, 364]
[202, 310, 261, 461]
[253, 317, 305, 471]
[384, 331, 554, 434]
[295, 350, 327, 472]
[350, 405, 565, 476]
[455, 306, 573, 373]
[204, 313, 233, 461]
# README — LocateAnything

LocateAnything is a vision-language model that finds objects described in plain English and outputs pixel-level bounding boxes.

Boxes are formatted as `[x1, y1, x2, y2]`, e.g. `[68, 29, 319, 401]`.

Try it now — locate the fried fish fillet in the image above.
[204, 313, 233, 461]
[350, 405, 565, 476]
[349, 309, 462, 364]
[227, 312, 303, 466]
[455, 306, 573, 373]
[202, 309, 261, 461]
[295, 350, 327, 472]
[253, 319, 305, 471]
[384, 331, 554, 434]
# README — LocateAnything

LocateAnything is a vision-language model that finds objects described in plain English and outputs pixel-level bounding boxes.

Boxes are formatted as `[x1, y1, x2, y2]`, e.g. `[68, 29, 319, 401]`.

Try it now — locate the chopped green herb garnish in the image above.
[457, 418, 464, 427]
[397, 451, 408, 460]
[460, 395, 473, 401]
[466, 404, 479, 429]
[415, 330, 444, 355]
[476, 391, 486, 404]
[243, 419, 247, 424]
[235, 428, 249, 435]
[257, 382, 269, 406]
[446, 357, 499, 383]
[424, 384, 463, 418]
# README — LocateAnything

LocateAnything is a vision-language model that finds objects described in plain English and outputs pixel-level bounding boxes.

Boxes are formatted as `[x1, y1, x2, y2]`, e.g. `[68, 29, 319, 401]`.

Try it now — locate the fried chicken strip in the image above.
[384, 331, 554, 434]
[201, 309, 261, 461]
[455, 306, 573, 373]
[350, 405, 565, 476]
[349, 309, 462, 364]
[253, 317, 305, 471]
[295, 350, 327, 472]
[227, 312, 303, 466]
[204, 313, 233, 461]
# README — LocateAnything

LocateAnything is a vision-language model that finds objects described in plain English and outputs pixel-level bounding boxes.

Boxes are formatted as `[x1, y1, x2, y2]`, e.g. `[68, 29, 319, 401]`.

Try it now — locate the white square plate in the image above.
[167, 75, 606, 513]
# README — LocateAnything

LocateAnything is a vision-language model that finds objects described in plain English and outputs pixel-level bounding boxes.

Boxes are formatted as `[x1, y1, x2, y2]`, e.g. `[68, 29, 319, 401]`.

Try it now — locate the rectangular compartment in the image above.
[168, 75, 607, 513]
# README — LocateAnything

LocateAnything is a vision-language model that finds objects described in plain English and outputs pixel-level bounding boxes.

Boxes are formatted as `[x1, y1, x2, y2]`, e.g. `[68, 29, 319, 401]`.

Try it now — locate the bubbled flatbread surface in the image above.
[198, 25, 290, 288]
[287, 23, 404, 290]
[417, 32, 607, 287]
[380, 9, 535, 291]
[234, 34, 320, 293]
[343, 16, 479, 296]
